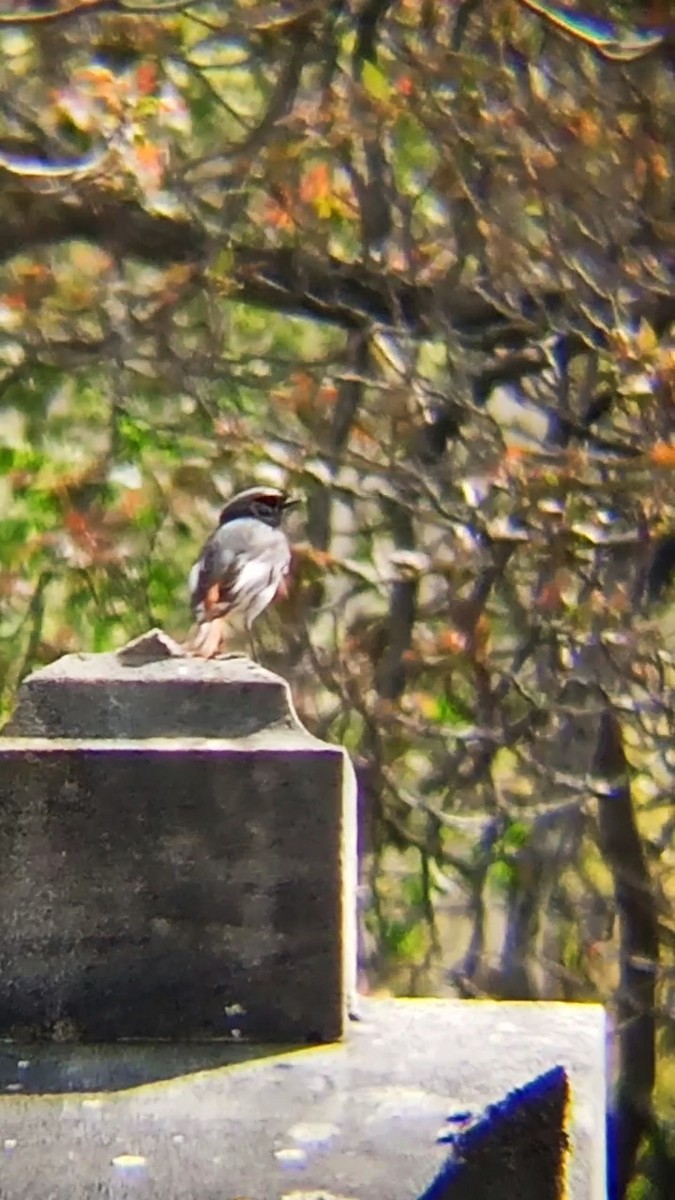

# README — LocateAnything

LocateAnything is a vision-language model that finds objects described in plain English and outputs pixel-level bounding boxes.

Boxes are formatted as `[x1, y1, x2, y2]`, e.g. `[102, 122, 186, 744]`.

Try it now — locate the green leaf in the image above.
[362, 61, 391, 103]
[0, 446, 16, 472]
[393, 113, 439, 178]
[211, 246, 234, 278]
[402, 873, 426, 907]
[0, 518, 32, 562]
[502, 820, 530, 851]
[436, 692, 472, 727]
[381, 916, 427, 961]
[487, 860, 515, 893]
[148, 559, 185, 610]
[24, 488, 63, 521]
[396, 922, 428, 961]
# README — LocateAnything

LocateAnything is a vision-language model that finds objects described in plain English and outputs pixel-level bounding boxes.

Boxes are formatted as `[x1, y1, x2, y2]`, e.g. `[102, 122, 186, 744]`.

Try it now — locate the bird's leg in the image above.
[246, 622, 261, 663]
[189, 617, 225, 659]
[215, 623, 251, 661]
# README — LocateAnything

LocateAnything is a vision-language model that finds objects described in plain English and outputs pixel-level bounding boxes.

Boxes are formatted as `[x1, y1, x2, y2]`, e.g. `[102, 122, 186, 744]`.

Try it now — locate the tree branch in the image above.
[374, 499, 418, 702]
[0, 192, 672, 367]
[0, 196, 207, 265]
[0, 1, 198, 25]
[593, 706, 660, 1200]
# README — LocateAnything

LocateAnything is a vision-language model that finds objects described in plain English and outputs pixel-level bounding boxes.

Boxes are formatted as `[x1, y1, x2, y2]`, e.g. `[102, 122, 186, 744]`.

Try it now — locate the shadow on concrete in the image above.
[0, 1041, 291, 1094]
[420, 1066, 570, 1200]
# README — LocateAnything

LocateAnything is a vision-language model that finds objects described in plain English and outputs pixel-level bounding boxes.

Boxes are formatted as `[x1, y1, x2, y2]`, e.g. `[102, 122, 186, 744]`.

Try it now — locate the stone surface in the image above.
[0, 739, 352, 1043]
[4, 640, 304, 740]
[0, 999, 606, 1200]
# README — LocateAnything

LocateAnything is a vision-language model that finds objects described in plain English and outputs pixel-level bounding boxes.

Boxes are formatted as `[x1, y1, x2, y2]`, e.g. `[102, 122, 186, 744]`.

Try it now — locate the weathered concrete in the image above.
[0, 740, 349, 1042]
[5, 631, 304, 740]
[0, 635, 357, 1043]
[0, 635, 608, 1196]
[0, 999, 606, 1200]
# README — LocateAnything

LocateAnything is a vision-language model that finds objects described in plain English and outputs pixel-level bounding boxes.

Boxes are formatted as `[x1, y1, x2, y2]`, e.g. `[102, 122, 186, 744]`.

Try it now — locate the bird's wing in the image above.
[190, 519, 290, 621]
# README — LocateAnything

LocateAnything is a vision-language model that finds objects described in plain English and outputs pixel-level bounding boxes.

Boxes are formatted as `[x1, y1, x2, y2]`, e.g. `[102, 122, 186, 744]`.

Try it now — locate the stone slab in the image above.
[4, 643, 304, 740]
[421, 1064, 569, 1200]
[0, 738, 355, 1043]
[0, 999, 606, 1200]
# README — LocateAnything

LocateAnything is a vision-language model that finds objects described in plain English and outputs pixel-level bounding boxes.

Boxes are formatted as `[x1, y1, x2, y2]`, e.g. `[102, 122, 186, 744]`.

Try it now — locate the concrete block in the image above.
[5, 634, 302, 740]
[0, 739, 352, 1043]
[0, 998, 606, 1199]
[0, 635, 357, 1043]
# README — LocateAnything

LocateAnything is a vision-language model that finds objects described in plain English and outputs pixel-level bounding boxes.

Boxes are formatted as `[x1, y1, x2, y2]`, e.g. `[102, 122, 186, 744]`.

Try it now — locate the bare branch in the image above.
[0, 0, 198, 25]
[593, 705, 659, 1200]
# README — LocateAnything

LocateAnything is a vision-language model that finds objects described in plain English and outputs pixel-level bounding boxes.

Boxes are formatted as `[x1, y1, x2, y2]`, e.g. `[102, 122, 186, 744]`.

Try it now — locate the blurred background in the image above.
[0, 2, 673, 1195]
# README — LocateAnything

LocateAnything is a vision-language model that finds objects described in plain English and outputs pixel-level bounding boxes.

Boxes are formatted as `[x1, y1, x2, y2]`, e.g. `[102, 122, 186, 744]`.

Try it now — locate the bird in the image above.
[188, 485, 299, 659]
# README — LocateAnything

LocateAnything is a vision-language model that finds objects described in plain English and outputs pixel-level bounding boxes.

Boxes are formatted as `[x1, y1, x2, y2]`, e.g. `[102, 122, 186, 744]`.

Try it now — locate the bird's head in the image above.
[218, 486, 300, 529]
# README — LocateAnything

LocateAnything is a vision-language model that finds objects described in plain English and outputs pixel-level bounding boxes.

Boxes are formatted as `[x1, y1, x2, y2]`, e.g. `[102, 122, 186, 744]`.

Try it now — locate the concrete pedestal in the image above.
[0, 635, 357, 1043]
[0, 635, 607, 1197]
[0, 999, 606, 1200]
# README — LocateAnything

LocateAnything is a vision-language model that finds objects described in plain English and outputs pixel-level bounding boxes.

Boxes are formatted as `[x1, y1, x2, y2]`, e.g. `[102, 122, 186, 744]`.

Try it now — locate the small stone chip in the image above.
[116, 628, 186, 666]
[274, 1147, 307, 1167]
[111, 1154, 147, 1169]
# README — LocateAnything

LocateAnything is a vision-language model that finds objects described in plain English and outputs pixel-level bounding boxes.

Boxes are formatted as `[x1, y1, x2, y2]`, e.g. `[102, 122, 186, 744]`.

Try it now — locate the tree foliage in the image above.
[0, 3, 673, 1195]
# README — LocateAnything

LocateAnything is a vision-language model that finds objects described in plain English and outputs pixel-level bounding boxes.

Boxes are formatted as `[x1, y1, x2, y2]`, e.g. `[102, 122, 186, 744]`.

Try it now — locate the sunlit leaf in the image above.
[362, 60, 392, 103]
[635, 319, 659, 358]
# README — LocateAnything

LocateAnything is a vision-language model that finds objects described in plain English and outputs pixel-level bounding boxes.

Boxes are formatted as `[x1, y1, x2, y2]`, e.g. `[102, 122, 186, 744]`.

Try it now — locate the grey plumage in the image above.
[188, 486, 296, 658]
[190, 518, 291, 626]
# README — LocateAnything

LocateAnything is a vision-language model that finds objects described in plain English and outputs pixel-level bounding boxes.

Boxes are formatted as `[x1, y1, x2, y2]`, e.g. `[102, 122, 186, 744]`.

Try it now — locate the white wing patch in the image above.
[188, 560, 201, 596]
[228, 556, 277, 599]
[229, 552, 288, 628]
[228, 555, 282, 626]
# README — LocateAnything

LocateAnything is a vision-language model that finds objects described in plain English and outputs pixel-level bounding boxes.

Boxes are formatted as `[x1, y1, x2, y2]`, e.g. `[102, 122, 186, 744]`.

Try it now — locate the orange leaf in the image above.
[317, 383, 338, 405]
[437, 629, 468, 654]
[649, 151, 668, 182]
[651, 442, 675, 466]
[300, 163, 331, 204]
[535, 581, 563, 613]
[117, 491, 144, 520]
[14, 263, 51, 282]
[64, 508, 98, 549]
[76, 65, 126, 113]
[133, 140, 165, 187]
[136, 61, 158, 97]
[3, 292, 27, 310]
[396, 75, 414, 97]
[262, 195, 295, 230]
[570, 110, 600, 148]
[290, 370, 314, 401]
